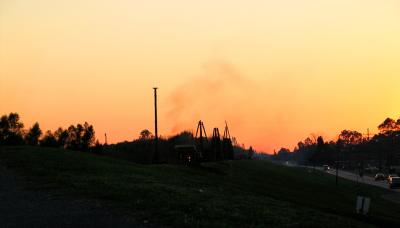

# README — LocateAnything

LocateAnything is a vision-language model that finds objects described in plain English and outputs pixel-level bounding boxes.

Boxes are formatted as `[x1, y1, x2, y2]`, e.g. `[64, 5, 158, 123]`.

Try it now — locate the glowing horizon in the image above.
[1, 0, 400, 153]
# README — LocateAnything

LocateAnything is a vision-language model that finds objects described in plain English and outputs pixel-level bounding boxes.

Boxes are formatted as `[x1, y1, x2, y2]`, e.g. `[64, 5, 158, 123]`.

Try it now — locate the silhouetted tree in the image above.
[169, 131, 194, 144]
[304, 137, 314, 146]
[291, 137, 317, 165]
[248, 146, 254, 159]
[338, 130, 363, 145]
[316, 136, 324, 148]
[280, 116, 400, 167]
[64, 122, 95, 151]
[65, 125, 78, 149]
[309, 136, 325, 167]
[54, 127, 68, 147]
[7, 113, 24, 132]
[25, 122, 42, 146]
[0, 113, 25, 145]
[40, 130, 58, 147]
[82, 122, 95, 151]
[0, 115, 7, 144]
[139, 129, 153, 140]
[0, 113, 99, 152]
[378, 118, 399, 134]
[275, 148, 290, 161]
[311, 136, 334, 165]
[297, 141, 305, 149]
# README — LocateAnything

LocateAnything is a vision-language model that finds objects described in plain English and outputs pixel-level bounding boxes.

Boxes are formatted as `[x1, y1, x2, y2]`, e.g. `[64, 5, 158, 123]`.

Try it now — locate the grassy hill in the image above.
[1, 146, 400, 227]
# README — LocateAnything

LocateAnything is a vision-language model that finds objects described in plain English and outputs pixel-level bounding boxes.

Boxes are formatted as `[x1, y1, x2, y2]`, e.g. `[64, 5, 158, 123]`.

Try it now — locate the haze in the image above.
[1, 0, 400, 152]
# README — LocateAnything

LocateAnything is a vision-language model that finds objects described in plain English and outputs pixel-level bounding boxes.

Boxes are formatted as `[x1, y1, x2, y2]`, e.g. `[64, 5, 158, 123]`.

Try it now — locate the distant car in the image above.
[374, 173, 386, 181]
[387, 174, 399, 182]
[389, 177, 400, 189]
[323, 165, 330, 171]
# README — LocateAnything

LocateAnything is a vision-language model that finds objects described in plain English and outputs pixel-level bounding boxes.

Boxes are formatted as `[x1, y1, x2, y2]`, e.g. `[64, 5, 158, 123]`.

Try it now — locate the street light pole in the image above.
[336, 156, 339, 186]
[336, 142, 342, 187]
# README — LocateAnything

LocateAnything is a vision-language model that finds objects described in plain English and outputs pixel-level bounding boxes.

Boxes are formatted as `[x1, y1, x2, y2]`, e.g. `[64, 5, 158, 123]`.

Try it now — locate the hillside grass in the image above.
[1, 146, 400, 227]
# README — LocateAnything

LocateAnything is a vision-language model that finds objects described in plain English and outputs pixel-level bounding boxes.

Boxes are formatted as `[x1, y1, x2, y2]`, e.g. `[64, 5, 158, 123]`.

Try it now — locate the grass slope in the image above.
[1, 146, 400, 227]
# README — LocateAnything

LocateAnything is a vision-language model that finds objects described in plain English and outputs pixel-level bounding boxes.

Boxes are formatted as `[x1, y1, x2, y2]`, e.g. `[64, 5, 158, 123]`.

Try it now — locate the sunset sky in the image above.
[1, 0, 400, 153]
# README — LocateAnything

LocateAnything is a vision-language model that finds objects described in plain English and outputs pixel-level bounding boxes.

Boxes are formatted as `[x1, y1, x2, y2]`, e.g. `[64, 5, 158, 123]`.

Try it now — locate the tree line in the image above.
[0, 112, 97, 151]
[272, 117, 400, 172]
[0, 112, 255, 164]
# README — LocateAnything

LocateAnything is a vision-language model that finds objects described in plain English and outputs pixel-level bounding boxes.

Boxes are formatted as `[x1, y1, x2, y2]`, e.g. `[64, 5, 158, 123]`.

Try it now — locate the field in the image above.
[1, 146, 400, 227]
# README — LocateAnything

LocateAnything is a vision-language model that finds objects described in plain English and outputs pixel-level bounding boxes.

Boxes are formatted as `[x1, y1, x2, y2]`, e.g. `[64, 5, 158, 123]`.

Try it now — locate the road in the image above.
[278, 161, 400, 193]
[275, 161, 400, 203]
[319, 167, 400, 193]
[320, 168, 400, 203]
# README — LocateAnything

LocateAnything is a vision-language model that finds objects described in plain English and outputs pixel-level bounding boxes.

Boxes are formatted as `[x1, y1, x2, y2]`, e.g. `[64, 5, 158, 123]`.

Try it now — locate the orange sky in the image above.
[1, 0, 400, 153]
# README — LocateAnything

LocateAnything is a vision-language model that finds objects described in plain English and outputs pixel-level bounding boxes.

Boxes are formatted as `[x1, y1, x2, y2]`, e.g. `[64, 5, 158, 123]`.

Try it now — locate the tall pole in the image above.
[336, 147, 339, 186]
[336, 162, 339, 186]
[153, 87, 159, 163]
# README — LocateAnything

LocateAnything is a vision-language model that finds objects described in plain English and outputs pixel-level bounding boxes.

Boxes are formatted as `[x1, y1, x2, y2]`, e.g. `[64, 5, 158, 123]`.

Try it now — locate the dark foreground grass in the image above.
[1, 146, 400, 227]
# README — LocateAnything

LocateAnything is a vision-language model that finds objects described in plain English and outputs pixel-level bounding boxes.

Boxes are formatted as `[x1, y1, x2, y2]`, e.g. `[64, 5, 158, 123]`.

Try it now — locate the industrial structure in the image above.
[223, 121, 234, 160]
[151, 87, 236, 165]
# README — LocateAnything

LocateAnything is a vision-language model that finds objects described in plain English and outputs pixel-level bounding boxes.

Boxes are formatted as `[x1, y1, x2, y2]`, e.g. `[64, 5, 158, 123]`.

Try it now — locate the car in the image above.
[387, 174, 399, 182]
[374, 173, 386, 181]
[323, 165, 330, 171]
[389, 177, 400, 189]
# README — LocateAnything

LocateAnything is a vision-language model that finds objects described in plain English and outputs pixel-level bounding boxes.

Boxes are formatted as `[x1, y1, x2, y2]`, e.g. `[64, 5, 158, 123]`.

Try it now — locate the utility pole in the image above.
[336, 160, 339, 186]
[153, 87, 159, 163]
[336, 145, 340, 186]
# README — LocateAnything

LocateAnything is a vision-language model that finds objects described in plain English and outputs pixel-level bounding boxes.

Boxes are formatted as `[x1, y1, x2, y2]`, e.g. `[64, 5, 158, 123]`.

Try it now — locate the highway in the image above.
[278, 161, 400, 193]
[278, 161, 400, 204]
[320, 167, 400, 193]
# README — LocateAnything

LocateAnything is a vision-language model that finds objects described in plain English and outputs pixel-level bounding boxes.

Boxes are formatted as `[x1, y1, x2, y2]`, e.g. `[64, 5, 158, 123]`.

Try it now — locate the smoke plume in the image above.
[166, 60, 251, 134]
